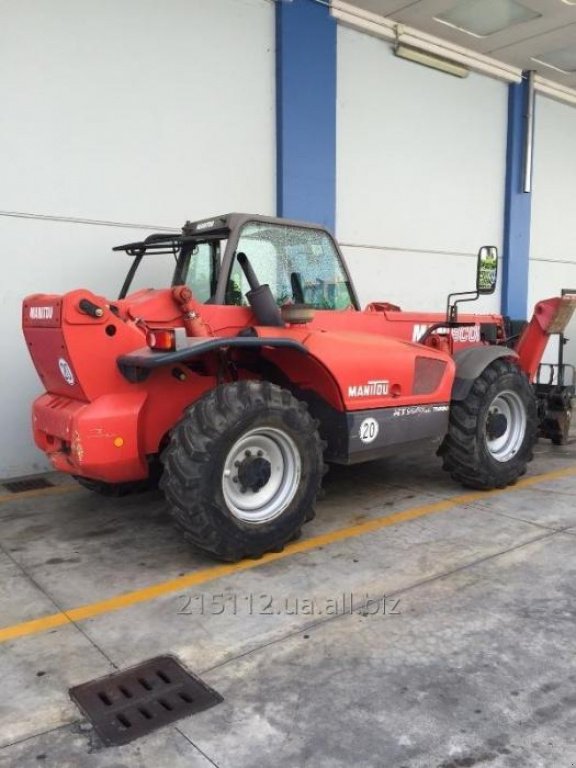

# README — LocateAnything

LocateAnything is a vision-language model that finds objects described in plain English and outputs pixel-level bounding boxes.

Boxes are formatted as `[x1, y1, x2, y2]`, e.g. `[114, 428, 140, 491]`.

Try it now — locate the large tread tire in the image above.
[160, 380, 325, 562]
[440, 359, 537, 490]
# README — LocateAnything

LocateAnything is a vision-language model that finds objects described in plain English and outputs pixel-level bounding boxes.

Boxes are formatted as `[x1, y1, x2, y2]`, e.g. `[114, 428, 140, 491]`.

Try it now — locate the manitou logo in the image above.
[29, 306, 54, 320]
[348, 380, 389, 398]
[411, 324, 480, 343]
[196, 219, 215, 231]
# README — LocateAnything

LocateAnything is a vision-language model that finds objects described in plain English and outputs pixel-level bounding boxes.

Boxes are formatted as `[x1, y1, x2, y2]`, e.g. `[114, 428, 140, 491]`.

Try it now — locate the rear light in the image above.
[147, 329, 176, 351]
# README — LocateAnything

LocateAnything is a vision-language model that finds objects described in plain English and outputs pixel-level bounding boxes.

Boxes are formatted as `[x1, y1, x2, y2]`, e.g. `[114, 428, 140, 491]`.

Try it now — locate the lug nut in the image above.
[245, 450, 251, 457]
[232, 477, 238, 484]
[234, 461, 240, 468]
[257, 450, 263, 457]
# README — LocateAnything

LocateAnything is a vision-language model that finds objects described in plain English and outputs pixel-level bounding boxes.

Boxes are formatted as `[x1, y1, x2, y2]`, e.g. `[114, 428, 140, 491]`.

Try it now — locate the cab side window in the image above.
[184, 243, 217, 303]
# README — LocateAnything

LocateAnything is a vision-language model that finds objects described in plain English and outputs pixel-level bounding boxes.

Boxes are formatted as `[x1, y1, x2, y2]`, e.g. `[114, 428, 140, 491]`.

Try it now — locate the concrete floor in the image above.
[1, 438, 576, 767]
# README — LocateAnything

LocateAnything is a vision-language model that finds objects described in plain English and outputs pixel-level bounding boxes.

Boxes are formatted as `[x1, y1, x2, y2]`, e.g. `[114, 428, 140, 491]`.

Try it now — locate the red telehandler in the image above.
[23, 214, 575, 560]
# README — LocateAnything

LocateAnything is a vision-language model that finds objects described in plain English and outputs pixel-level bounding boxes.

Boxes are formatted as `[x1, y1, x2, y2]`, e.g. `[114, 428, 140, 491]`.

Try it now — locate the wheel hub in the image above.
[221, 427, 302, 524]
[484, 390, 527, 463]
[237, 454, 272, 493]
[486, 411, 508, 440]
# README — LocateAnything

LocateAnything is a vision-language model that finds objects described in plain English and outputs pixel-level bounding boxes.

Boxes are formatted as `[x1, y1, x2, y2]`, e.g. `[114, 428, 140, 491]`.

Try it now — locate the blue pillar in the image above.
[502, 74, 533, 319]
[276, 0, 336, 232]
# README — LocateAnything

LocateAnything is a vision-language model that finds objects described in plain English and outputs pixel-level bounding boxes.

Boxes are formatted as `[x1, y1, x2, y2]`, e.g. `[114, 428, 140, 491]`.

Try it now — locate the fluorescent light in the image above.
[395, 43, 469, 78]
[435, 0, 541, 38]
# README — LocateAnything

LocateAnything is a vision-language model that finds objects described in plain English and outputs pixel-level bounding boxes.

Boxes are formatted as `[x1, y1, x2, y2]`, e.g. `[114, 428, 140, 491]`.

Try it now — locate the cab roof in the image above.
[114, 213, 330, 256]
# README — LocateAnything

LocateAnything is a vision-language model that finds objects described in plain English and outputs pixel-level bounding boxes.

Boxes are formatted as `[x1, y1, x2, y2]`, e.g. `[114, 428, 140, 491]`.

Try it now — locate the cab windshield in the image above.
[226, 222, 355, 309]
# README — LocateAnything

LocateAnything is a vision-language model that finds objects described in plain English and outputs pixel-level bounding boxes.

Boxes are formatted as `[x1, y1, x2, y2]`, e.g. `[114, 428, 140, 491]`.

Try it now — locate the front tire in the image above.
[440, 359, 537, 490]
[161, 381, 325, 561]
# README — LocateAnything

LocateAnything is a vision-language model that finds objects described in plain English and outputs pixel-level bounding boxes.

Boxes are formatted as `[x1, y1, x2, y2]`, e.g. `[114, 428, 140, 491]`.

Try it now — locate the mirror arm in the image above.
[446, 290, 480, 323]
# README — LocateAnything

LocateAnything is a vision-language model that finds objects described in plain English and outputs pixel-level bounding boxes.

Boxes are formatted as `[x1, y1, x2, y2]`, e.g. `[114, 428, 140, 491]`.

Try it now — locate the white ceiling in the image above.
[345, 0, 576, 88]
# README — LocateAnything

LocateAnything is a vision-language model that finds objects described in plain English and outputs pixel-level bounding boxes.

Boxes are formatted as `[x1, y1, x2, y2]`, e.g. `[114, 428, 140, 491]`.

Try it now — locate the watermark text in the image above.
[176, 592, 401, 617]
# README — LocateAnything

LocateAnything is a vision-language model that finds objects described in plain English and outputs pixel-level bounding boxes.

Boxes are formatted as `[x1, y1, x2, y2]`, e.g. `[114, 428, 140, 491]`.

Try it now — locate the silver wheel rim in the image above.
[485, 390, 527, 463]
[221, 427, 301, 524]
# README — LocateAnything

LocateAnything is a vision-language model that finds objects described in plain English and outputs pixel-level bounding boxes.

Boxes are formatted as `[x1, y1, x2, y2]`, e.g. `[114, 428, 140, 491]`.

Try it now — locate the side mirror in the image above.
[477, 246, 498, 295]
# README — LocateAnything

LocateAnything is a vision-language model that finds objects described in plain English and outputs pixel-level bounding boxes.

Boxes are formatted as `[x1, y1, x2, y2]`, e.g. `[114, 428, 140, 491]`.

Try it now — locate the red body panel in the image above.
[24, 290, 219, 479]
[33, 391, 148, 482]
[256, 327, 455, 411]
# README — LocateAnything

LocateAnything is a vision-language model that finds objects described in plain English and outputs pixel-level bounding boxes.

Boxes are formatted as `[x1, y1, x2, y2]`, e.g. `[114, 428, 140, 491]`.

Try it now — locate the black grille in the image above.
[69, 656, 223, 746]
[3, 478, 54, 493]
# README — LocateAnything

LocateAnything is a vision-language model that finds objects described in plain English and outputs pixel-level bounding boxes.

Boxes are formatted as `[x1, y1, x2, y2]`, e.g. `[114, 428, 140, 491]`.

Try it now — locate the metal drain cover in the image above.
[69, 655, 223, 746]
[3, 477, 54, 493]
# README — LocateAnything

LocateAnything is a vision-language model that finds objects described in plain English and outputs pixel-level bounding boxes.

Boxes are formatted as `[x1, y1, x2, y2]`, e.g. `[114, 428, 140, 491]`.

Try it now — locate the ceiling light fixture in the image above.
[394, 42, 470, 78]
[435, 0, 541, 38]
[331, 1, 522, 82]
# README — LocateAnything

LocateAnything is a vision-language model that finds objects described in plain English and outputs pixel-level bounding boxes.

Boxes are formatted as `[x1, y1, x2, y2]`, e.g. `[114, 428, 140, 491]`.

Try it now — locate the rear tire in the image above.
[440, 359, 537, 490]
[161, 381, 325, 562]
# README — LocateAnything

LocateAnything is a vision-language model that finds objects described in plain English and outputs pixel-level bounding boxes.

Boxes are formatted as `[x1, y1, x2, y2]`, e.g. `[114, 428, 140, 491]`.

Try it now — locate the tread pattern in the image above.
[440, 359, 538, 490]
[160, 380, 325, 561]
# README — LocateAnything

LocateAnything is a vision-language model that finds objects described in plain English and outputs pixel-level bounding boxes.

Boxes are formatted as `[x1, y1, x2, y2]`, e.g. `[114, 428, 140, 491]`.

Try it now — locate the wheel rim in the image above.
[221, 427, 301, 524]
[484, 390, 527, 463]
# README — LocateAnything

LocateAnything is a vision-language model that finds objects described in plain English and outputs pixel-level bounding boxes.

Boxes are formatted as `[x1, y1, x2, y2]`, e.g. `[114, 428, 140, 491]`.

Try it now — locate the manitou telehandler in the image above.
[23, 214, 575, 560]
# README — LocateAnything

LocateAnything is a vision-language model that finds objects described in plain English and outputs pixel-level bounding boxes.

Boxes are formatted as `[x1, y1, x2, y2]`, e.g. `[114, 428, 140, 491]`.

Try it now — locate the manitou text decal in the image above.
[412, 324, 480, 343]
[29, 306, 54, 320]
[348, 380, 389, 398]
[58, 358, 75, 386]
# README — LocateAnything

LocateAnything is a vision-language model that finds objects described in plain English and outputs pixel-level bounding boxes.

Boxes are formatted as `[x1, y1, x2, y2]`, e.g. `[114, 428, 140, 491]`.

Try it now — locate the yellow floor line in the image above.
[1, 463, 576, 645]
[0, 484, 81, 505]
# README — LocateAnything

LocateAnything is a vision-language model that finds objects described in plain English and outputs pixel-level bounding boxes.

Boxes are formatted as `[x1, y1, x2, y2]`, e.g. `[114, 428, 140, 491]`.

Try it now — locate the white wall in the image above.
[336, 25, 508, 314]
[531, 96, 576, 274]
[0, 0, 275, 478]
[530, 96, 576, 368]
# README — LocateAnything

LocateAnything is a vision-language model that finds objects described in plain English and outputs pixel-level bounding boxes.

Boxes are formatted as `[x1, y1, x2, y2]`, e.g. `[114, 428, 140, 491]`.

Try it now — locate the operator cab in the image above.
[113, 213, 360, 311]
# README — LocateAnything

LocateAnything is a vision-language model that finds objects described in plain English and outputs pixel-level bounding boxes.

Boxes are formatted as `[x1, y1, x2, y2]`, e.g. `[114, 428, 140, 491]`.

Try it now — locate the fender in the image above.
[117, 336, 308, 382]
[451, 346, 519, 401]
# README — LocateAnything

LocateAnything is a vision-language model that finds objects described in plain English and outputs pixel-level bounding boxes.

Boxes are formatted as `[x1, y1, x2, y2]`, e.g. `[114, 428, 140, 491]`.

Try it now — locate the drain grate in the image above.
[3, 477, 54, 493]
[69, 655, 223, 746]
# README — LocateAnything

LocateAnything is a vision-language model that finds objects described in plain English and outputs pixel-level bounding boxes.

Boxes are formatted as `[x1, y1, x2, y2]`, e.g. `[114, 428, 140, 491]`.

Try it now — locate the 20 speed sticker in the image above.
[359, 417, 379, 444]
[58, 358, 75, 386]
